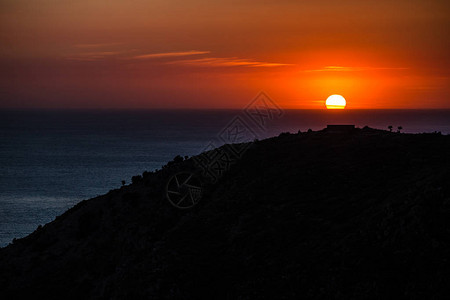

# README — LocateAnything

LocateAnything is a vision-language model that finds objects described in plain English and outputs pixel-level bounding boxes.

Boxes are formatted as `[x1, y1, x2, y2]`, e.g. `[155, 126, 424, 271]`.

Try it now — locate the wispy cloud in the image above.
[65, 51, 123, 61]
[65, 48, 291, 67]
[303, 66, 408, 72]
[73, 43, 122, 49]
[169, 57, 291, 67]
[132, 50, 210, 59]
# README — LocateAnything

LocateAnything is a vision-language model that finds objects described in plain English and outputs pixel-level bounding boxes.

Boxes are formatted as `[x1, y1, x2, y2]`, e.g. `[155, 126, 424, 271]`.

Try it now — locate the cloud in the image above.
[169, 57, 291, 67]
[73, 43, 122, 49]
[64, 49, 290, 67]
[132, 50, 210, 59]
[302, 66, 408, 72]
[64, 51, 123, 61]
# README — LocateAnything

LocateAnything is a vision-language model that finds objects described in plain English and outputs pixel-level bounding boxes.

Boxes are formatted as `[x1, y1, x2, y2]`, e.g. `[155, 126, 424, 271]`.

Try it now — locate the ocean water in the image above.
[1, 109, 450, 247]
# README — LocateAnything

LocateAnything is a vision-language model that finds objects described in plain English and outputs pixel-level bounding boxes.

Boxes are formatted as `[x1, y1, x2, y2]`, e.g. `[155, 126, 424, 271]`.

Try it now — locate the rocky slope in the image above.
[1, 128, 450, 299]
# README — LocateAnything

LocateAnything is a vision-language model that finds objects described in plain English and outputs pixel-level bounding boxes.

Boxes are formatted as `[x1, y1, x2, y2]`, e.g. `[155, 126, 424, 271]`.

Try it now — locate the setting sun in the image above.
[326, 95, 347, 109]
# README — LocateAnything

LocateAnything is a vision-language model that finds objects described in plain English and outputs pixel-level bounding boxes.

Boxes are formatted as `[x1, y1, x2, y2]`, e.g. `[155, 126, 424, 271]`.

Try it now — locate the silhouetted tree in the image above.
[173, 155, 184, 164]
[397, 126, 403, 133]
[388, 125, 393, 132]
[121, 180, 126, 186]
[165, 155, 184, 169]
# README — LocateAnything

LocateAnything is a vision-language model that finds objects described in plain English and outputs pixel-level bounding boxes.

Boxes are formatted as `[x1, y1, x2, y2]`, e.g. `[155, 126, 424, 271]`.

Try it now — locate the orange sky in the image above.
[1, 0, 449, 109]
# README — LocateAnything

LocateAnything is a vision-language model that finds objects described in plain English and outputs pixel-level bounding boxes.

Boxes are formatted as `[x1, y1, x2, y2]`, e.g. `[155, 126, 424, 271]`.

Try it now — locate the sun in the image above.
[326, 95, 346, 109]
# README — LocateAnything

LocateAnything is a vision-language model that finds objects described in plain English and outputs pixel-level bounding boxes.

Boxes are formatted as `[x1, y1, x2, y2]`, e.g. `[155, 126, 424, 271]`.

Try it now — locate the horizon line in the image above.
[2, 107, 450, 112]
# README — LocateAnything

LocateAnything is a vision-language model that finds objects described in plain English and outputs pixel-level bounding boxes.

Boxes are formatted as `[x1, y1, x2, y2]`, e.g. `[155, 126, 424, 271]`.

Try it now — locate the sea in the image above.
[1, 109, 450, 247]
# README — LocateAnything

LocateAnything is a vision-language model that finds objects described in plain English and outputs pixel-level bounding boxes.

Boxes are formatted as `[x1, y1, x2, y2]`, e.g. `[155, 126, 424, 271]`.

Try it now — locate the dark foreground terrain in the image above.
[1, 127, 450, 299]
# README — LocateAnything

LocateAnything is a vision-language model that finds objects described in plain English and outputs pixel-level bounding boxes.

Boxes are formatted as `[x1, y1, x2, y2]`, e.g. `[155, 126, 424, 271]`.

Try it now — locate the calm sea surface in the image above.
[1, 109, 449, 247]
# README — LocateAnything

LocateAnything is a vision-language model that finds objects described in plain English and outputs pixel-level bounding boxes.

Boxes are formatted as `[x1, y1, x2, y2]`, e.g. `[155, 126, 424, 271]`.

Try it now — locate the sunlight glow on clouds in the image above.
[132, 50, 211, 59]
[0, 0, 449, 108]
[64, 48, 290, 68]
[302, 66, 409, 72]
[169, 57, 292, 68]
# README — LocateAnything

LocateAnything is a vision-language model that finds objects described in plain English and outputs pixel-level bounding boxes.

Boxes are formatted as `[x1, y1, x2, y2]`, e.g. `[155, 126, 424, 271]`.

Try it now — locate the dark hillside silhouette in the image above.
[1, 128, 450, 299]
